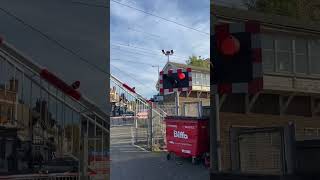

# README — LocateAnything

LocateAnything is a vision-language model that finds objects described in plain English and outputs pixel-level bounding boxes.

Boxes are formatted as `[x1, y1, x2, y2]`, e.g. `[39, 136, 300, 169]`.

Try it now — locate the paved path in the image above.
[110, 126, 209, 180]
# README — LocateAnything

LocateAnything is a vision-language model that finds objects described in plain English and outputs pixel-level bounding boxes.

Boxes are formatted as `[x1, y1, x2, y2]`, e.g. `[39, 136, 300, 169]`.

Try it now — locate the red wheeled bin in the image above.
[165, 116, 210, 165]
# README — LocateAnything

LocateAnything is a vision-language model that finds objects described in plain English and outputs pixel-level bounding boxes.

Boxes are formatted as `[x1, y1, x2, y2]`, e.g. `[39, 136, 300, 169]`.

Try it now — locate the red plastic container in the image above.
[165, 116, 209, 164]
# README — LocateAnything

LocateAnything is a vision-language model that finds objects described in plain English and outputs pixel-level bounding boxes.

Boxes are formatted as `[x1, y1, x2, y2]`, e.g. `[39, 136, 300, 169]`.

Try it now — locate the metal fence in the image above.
[154, 101, 203, 117]
[230, 127, 288, 175]
[238, 131, 282, 174]
[0, 173, 79, 180]
[0, 41, 109, 179]
[154, 104, 177, 116]
[110, 76, 166, 150]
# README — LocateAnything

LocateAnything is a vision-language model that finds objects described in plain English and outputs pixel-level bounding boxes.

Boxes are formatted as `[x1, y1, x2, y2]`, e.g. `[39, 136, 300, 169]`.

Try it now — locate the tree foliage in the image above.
[243, 0, 320, 21]
[186, 55, 210, 68]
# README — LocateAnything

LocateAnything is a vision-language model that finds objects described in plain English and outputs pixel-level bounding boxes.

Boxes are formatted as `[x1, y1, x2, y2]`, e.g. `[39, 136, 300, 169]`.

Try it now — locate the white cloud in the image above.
[111, 0, 209, 97]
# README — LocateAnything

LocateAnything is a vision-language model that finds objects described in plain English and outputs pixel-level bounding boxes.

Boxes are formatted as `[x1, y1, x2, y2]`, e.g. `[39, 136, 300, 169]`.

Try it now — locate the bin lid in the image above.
[165, 116, 208, 121]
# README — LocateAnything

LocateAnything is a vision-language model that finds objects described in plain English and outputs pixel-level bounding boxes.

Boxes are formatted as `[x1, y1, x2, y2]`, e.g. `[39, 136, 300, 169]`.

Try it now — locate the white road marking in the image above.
[132, 144, 149, 152]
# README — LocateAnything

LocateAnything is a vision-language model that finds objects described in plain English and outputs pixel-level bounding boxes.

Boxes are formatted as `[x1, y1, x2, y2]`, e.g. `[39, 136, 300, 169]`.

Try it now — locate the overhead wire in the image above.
[70, 1, 109, 8]
[111, 58, 159, 66]
[72, 0, 209, 59]
[0, 6, 109, 75]
[111, 64, 152, 88]
[110, 0, 210, 35]
[127, 27, 166, 40]
[111, 42, 190, 59]
[72, 1, 209, 60]
[0, 5, 155, 91]
[111, 46, 165, 58]
[72, 0, 209, 35]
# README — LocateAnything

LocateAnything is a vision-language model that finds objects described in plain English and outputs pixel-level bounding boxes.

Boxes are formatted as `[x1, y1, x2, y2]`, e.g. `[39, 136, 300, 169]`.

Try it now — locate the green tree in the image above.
[243, 0, 320, 21]
[186, 55, 210, 68]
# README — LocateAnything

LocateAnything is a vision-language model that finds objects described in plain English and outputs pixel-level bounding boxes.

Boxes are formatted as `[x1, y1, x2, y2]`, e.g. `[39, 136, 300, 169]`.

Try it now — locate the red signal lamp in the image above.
[178, 72, 186, 80]
[220, 35, 240, 56]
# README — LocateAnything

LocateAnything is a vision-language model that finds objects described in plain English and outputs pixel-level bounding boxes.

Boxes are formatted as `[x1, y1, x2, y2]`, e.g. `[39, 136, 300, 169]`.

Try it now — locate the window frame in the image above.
[309, 40, 320, 75]
[262, 34, 276, 73]
[275, 37, 293, 73]
[293, 39, 308, 75]
[261, 33, 320, 78]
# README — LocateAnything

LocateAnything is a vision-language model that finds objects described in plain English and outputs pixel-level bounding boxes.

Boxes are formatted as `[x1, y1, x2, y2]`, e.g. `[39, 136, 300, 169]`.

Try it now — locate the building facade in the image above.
[0, 79, 67, 173]
[212, 5, 320, 175]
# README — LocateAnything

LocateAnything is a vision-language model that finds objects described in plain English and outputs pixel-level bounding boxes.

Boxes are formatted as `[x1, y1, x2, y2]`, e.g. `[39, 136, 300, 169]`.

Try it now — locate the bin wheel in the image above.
[204, 156, 210, 168]
[191, 157, 197, 164]
[166, 153, 171, 160]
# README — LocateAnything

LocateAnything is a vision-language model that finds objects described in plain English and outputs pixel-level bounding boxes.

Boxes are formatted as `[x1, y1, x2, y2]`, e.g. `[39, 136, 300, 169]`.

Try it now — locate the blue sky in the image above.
[110, 0, 210, 98]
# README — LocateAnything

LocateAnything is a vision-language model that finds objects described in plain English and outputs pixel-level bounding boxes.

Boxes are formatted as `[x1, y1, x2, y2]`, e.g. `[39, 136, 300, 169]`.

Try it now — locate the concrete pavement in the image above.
[110, 126, 209, 180]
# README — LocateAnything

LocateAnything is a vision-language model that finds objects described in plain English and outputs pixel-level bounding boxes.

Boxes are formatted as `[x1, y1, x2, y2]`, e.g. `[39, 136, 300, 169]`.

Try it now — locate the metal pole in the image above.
[83, 132, 88, 179]
[216, 94, 222, 171]
[198, 100, 203, 118]
[148, 105, 153, 150]
[210, 93, 221, 173]
[175, 91, 179, 116]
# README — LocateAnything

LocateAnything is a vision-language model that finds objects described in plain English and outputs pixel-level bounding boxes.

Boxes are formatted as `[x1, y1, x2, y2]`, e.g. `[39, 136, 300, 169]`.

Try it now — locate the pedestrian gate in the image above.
[110, 75, 166, 151]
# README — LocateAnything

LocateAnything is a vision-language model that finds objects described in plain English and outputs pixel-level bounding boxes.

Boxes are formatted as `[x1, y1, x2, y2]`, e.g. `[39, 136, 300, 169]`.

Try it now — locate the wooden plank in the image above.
[295, 78, 320, 93]
[264, 75, 293, 91]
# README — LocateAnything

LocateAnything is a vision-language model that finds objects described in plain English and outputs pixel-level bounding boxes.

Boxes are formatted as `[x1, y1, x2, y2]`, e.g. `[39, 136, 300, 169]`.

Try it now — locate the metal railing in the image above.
[0, 173, 79, 180]
[0, 40, 109, 179]
[110, 75, 166, 150]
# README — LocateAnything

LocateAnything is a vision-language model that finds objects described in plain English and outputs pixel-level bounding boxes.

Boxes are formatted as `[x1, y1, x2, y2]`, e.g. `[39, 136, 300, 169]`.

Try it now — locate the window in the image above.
[194, 72, 201, 85]
[260, 34, 320, 76]
[7, 107, 13, 121]
[199, 73, 204, 85]
[205, 73, 210, 86]
[294, 39, 308, 74]
[202, 73, 206, 86]
[262, 34, 275, 72]
[276, 37, 292, 72]
[192, 73, 197, 85]
[310, 40, 320, 74]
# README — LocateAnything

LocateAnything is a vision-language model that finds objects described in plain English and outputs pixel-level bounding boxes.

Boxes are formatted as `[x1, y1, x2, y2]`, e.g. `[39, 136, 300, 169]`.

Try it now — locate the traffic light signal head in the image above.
[220, 35, 240, 56]
[211, 21, 263, 94]
[178, 72, 186, 80]
[159, 68, 192, 95]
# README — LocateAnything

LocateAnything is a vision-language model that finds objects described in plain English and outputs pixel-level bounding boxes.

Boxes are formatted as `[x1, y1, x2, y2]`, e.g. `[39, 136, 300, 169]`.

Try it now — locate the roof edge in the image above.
[212, 5, 320, 34]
